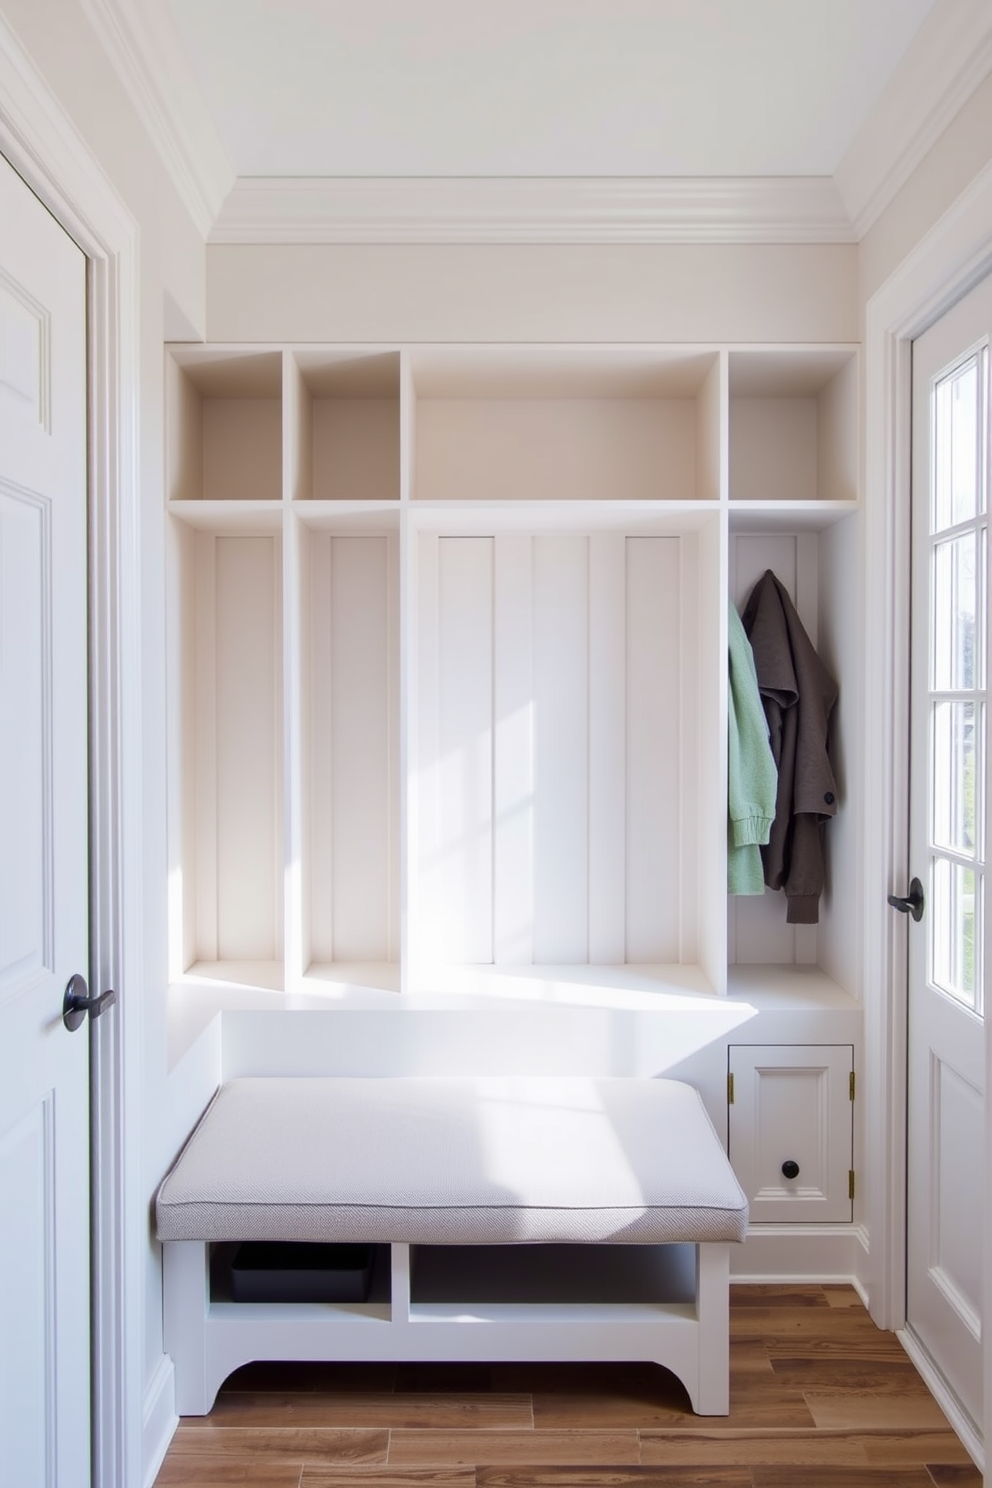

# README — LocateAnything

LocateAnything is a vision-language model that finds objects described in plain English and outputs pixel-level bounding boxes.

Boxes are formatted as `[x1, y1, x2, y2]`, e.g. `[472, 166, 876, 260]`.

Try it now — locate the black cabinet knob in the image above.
[781, 1159, 800, 1180]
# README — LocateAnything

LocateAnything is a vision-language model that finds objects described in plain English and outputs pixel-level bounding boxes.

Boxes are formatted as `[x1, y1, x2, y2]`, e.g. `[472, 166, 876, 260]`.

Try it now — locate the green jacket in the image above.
[728, 601, 778, 895]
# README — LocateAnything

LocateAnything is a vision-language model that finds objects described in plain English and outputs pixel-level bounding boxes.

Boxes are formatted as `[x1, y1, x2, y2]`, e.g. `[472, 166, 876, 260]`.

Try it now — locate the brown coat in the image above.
[741, 570, 839, 924]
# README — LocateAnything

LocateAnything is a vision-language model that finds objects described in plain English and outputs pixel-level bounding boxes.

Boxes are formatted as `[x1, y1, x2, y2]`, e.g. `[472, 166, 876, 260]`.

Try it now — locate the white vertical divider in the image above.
[193, 532, 217, 963]
[696, 514, 727, 992]
[283, 353, 305, 988]
[286, 346, 312, 505]
[697, 353, 724, 504]
[588, 532, 626, 964]
[625, 536, 683, 963]
[391, 1244, 412, 1323]
[400, 348, 415, 506]
[436, 538, 495, 963]
[494, 534, 534, 964]
[533, 536, 589, 962]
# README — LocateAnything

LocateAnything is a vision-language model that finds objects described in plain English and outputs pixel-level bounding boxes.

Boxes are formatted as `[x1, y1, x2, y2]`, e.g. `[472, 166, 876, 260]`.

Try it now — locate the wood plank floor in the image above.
[153, 1285, 980, 1488]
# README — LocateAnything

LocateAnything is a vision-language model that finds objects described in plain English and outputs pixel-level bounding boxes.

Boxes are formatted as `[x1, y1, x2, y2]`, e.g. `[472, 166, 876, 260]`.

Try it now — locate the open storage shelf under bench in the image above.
[169, 1238, 728, 1415]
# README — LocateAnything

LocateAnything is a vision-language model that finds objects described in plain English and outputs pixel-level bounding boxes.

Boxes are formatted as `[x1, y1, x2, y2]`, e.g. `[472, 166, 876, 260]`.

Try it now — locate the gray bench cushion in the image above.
[155, 1076, 748, 1245]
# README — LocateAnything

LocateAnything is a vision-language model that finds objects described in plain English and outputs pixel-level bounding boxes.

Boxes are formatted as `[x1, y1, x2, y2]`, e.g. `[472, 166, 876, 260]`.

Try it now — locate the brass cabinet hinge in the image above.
[849, 1071, 856, 1101]
[849, 1170, 855, 1201]
[728, 1072, 735, 1105]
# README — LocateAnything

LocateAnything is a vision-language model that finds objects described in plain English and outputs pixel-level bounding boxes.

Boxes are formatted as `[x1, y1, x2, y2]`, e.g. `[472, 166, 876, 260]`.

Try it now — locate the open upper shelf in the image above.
[290, 350, 401, 502]
[167, 349, 283, 502]
[728, 348, 858, 503]
[410, 347, 722, 503]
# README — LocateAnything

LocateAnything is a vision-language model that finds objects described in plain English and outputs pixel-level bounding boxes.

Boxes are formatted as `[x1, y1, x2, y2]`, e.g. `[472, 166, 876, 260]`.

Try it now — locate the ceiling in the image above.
[167, 0, 935, 180]
[84, 0, 992, 241]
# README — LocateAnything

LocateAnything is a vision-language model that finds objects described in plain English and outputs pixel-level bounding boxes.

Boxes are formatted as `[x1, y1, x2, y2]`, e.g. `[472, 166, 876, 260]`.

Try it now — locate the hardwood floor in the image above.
[153, 1286, 980, 1487]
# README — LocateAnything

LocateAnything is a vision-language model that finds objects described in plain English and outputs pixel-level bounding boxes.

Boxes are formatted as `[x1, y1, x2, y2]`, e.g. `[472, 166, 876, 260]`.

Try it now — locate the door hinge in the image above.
[849, 1169, 855, 1201]
[849, 1071, 856, 1102]
[728, 1072, 735, 1105]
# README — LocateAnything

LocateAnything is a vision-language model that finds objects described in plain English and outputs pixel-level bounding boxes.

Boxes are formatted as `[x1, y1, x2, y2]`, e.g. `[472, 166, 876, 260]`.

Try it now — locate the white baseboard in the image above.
[731, 1223, 870, 1284]
[897, 1327, 983, 1472]
[142, 1355, 178, 1488]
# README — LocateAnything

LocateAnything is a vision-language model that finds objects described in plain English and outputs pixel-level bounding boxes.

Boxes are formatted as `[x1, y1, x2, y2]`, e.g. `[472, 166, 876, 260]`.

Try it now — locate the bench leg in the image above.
[163, 1241, 218, 1416]
[692, 1242, 730, 1415]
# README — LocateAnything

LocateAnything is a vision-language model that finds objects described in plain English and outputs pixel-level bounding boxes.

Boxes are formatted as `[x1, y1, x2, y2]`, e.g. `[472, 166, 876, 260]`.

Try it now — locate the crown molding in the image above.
[210, 175, 854, 246]
[79, 0, 234, 237]
[835, 0, 992, 241]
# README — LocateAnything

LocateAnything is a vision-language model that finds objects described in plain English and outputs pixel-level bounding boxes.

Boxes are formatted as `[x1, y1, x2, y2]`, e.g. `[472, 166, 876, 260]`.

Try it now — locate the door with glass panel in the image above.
[906, 273, 990, 1439]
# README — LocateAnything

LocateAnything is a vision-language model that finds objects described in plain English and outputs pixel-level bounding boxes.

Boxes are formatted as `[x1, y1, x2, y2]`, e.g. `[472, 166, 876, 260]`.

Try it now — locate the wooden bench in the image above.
[156, 1076, 748, 1414]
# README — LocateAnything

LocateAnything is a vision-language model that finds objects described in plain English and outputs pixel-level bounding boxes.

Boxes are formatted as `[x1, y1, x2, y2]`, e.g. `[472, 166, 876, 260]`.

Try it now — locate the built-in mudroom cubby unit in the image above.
[165, 341, 864, 1281]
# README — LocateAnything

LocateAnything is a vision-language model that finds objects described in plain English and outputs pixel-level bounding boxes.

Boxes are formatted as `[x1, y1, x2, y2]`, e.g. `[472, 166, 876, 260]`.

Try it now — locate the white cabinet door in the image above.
[728, 1045, 853, 1224]
[0, 153, 90, 1484]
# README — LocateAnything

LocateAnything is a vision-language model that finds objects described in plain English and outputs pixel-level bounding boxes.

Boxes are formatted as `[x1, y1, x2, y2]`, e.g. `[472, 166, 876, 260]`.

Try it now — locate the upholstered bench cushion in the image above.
[155, 1076, 748, 1246]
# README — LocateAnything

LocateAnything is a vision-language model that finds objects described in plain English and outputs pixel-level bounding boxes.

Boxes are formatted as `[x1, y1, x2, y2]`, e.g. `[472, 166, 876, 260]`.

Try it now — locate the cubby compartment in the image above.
[295, 509, 400, 994]
[168, 511, 284, 988]
[228, 1242, 375, 1303]
[728, 507, 861, 998]
[167, 348, 283, 502]
[409, 1243, 696, 1313]
[410, 348, 722, 503]
[728, 349, 858, 505]
[410, 509, 725, 995]
[288, 350, 401, 503]
[210, 1241, 392, 1314]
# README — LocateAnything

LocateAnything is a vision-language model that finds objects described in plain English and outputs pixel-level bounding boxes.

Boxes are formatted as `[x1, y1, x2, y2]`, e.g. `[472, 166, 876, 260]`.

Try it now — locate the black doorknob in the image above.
[887, 877, 925, 922]
[781, 1160, 800, 1180]
[62, 974, 117, 1032]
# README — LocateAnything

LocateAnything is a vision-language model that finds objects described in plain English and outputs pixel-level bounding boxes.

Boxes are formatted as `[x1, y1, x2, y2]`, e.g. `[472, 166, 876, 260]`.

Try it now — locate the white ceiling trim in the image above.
[834, 0, 992, 239]
[80, 0, 234, 237]
[209, 176, 855, 246]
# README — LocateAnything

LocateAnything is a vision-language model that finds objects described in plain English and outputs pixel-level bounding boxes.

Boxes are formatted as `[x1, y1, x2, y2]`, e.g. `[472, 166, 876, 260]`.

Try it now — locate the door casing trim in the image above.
[0, 15, 141, 1488]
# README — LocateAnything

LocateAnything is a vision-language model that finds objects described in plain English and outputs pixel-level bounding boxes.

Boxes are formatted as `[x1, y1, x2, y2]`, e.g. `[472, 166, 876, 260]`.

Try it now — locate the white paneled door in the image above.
[906, 272, 991, 1442]
[0, 154, 91, 1483]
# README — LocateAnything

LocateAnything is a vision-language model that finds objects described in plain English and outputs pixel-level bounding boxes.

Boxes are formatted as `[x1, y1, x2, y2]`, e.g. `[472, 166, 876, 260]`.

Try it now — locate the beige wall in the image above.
[207, 241, 859, 345]
[860, 68, 992, 308]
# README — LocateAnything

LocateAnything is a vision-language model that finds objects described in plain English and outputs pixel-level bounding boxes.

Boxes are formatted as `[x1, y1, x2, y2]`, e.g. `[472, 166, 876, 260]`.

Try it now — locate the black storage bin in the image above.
[229, 1241, 374, 1303]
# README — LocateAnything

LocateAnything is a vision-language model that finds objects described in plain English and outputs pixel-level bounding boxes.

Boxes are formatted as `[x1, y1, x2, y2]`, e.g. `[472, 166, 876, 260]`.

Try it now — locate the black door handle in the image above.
[887, 877, 925, 922]
[62, 973, 117, 1032]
